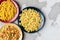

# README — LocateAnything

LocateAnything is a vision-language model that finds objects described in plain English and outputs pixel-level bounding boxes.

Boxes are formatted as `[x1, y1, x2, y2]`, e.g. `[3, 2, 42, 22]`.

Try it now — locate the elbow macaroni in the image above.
[19, 9, 41, 32]
[0, 0, 16, 21]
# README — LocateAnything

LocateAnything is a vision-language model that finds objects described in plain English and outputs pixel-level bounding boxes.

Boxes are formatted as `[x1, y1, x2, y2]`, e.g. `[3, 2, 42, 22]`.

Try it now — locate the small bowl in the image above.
[18, 7, 45, 33]
[0, 0, 19, 23]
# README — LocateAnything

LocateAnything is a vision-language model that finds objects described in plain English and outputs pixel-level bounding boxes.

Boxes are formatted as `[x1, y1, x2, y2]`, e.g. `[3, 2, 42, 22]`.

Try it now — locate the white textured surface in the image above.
[0, 0, 60, 40]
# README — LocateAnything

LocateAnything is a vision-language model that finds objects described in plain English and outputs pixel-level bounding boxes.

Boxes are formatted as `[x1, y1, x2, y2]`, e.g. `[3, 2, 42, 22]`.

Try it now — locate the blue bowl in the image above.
[18, 7, 45, 33]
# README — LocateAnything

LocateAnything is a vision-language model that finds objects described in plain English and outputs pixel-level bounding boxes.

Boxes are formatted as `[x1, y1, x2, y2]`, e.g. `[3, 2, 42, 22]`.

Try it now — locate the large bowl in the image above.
[18, 7, 45, 33]
[0, 0, 19, 23]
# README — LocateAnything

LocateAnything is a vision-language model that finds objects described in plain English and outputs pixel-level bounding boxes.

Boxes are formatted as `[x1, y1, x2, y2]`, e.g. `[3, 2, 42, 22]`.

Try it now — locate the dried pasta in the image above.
[19, 9, 41, 32]
[0, 0, 16, 21]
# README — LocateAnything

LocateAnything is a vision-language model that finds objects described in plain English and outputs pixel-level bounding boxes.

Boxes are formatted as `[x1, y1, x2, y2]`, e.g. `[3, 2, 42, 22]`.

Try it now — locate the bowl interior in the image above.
[18, 7, 45, 33]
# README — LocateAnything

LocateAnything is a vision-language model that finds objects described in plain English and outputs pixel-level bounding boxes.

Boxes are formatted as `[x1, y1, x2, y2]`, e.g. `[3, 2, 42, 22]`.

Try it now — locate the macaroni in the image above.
[19, 9, 41, 32]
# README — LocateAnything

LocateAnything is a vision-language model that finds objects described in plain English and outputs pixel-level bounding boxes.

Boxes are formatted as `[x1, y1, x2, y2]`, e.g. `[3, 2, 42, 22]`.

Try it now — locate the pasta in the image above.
[0, 23, 22, 40]
[19, 9, 41, 32]
[0, 0, 16, 21]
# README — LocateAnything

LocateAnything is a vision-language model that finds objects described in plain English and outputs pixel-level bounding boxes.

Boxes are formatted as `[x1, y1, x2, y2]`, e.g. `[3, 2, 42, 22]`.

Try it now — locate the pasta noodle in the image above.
[19, 9, 41, 32]
[0, 23, 22, 40]
[0, 0, 16, 21]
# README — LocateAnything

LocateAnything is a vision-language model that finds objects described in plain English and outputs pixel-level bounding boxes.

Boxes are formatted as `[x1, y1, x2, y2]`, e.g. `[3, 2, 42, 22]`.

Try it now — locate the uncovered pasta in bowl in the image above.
[0, 0, 19, 23]
[18, 7, 45, 33]
[0, 23, 22, 40]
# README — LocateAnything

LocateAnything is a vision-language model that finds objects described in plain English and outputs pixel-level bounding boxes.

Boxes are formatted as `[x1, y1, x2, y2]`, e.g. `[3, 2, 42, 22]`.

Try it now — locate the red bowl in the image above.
[0, 0, 19, 23]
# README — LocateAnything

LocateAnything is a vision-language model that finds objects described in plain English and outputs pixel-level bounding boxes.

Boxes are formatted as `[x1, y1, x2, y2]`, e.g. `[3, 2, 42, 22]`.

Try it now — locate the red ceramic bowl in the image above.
[0, 0, 19, 23]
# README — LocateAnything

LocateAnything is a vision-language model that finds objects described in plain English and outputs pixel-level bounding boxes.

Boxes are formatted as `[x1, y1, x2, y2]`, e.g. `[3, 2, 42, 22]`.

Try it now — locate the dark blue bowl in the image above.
[18, 7, 45, 33]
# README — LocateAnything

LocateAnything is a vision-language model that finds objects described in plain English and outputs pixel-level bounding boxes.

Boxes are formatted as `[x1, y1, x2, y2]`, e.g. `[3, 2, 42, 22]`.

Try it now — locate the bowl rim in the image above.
[18, 6, 46, 33]
[0, 0, 19, 23]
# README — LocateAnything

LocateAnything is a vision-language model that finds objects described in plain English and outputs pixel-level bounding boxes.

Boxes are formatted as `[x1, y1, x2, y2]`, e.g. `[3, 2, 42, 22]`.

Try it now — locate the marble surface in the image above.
[0, 0, 60, 40]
